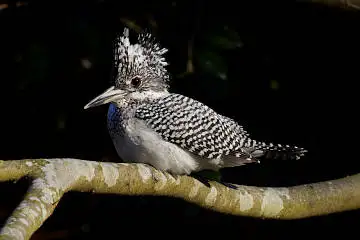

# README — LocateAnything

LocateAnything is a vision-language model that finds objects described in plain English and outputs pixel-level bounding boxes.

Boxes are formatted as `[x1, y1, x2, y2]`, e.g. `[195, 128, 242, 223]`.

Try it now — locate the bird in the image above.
[84, 27, 307, 186]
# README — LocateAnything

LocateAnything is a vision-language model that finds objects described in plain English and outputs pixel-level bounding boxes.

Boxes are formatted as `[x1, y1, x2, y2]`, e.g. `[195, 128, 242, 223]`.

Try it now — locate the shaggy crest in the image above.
[113, 28, 169, 85]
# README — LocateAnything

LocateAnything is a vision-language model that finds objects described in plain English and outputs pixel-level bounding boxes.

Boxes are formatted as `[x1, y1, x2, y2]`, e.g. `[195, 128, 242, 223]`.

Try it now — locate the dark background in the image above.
[1, 0, 360, 239]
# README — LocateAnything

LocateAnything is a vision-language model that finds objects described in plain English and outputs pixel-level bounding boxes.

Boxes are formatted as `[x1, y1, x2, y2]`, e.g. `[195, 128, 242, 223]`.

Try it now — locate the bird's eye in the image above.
[130, 77, 142, 88]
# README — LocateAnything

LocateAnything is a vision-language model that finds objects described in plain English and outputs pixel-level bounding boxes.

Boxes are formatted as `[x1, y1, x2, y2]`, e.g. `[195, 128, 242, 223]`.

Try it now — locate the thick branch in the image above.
[1, 158, 360, 240]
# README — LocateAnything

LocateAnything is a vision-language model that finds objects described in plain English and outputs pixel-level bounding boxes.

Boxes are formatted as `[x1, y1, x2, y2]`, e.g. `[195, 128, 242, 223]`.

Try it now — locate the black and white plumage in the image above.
[84, 28, 307, 175]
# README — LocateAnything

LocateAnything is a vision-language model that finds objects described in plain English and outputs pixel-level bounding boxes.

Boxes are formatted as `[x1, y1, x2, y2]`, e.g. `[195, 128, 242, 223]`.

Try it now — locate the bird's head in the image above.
[84, 27, 169, 109]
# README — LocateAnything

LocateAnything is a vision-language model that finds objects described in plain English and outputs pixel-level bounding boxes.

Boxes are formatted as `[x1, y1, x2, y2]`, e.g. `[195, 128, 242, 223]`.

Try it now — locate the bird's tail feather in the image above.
[252, 141, 307, 161]
[222, 139, 307, 168]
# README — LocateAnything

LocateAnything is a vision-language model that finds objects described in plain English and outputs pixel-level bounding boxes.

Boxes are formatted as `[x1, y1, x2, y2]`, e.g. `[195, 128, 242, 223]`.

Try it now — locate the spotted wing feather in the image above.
[135, 94, 251, 159]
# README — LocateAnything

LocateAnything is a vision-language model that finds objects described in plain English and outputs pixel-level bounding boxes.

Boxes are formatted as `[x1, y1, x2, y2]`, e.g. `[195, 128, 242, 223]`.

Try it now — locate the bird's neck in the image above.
[115, 90, 169, 110]
[107, 102, 136, 137]
[109, 101, 138, 124]
[108, 90, 169, 128]
[129, 89, 169, 101]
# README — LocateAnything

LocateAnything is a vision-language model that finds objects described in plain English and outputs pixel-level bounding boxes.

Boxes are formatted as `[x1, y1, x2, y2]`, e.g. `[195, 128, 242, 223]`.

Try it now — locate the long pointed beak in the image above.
[84, 86, 126, 109]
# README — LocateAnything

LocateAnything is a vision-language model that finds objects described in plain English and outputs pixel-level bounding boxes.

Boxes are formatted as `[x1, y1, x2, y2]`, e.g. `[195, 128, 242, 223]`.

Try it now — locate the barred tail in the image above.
[251, 141, 307, 161]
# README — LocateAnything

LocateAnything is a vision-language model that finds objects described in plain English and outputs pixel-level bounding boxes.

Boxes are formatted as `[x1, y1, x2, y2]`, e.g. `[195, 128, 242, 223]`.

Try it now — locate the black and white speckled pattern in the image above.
[133, 93, 307, 161]
[106, 92, 306, 163]
[134, 93, 254, 159]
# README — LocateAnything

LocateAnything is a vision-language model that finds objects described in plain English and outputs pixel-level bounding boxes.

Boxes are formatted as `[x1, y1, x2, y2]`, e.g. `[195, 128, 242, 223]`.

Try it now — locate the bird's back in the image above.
[134, 93, 252, 159]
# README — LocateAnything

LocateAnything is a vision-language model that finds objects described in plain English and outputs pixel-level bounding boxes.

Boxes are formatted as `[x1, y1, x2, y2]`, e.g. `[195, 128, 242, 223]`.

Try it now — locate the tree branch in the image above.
[305, 0, 360, 10]
[1, 158, 360, 239]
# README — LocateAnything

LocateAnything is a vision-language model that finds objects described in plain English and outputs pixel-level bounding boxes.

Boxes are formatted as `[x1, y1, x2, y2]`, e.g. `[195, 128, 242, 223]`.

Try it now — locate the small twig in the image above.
[305, 0, 360, 10]
[344, 0, 360, 9]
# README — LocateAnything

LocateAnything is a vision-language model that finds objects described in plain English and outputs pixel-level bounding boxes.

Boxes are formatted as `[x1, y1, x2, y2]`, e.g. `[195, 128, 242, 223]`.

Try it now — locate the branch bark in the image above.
[1, 158, 360, 240]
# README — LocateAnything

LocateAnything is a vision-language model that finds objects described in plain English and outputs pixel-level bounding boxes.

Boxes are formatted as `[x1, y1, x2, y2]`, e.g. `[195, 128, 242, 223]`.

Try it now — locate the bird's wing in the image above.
[135, 93, 252, 159]
[219, 114, 250, 138]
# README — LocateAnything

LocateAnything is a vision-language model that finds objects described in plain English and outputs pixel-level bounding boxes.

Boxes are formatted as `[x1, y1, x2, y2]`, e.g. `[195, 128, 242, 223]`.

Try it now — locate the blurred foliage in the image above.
[195, 25, 243, 79]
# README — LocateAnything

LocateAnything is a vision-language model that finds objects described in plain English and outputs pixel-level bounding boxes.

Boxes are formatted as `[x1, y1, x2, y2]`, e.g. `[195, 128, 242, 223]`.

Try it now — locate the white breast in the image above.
[111, 118, 208, 175]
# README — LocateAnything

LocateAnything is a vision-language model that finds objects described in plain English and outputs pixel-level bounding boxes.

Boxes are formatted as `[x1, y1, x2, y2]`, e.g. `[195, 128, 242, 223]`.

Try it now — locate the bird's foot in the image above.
[191, 173, 211, 188]
[191, 173, 238, 190]
[219, 181, 238, 190]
